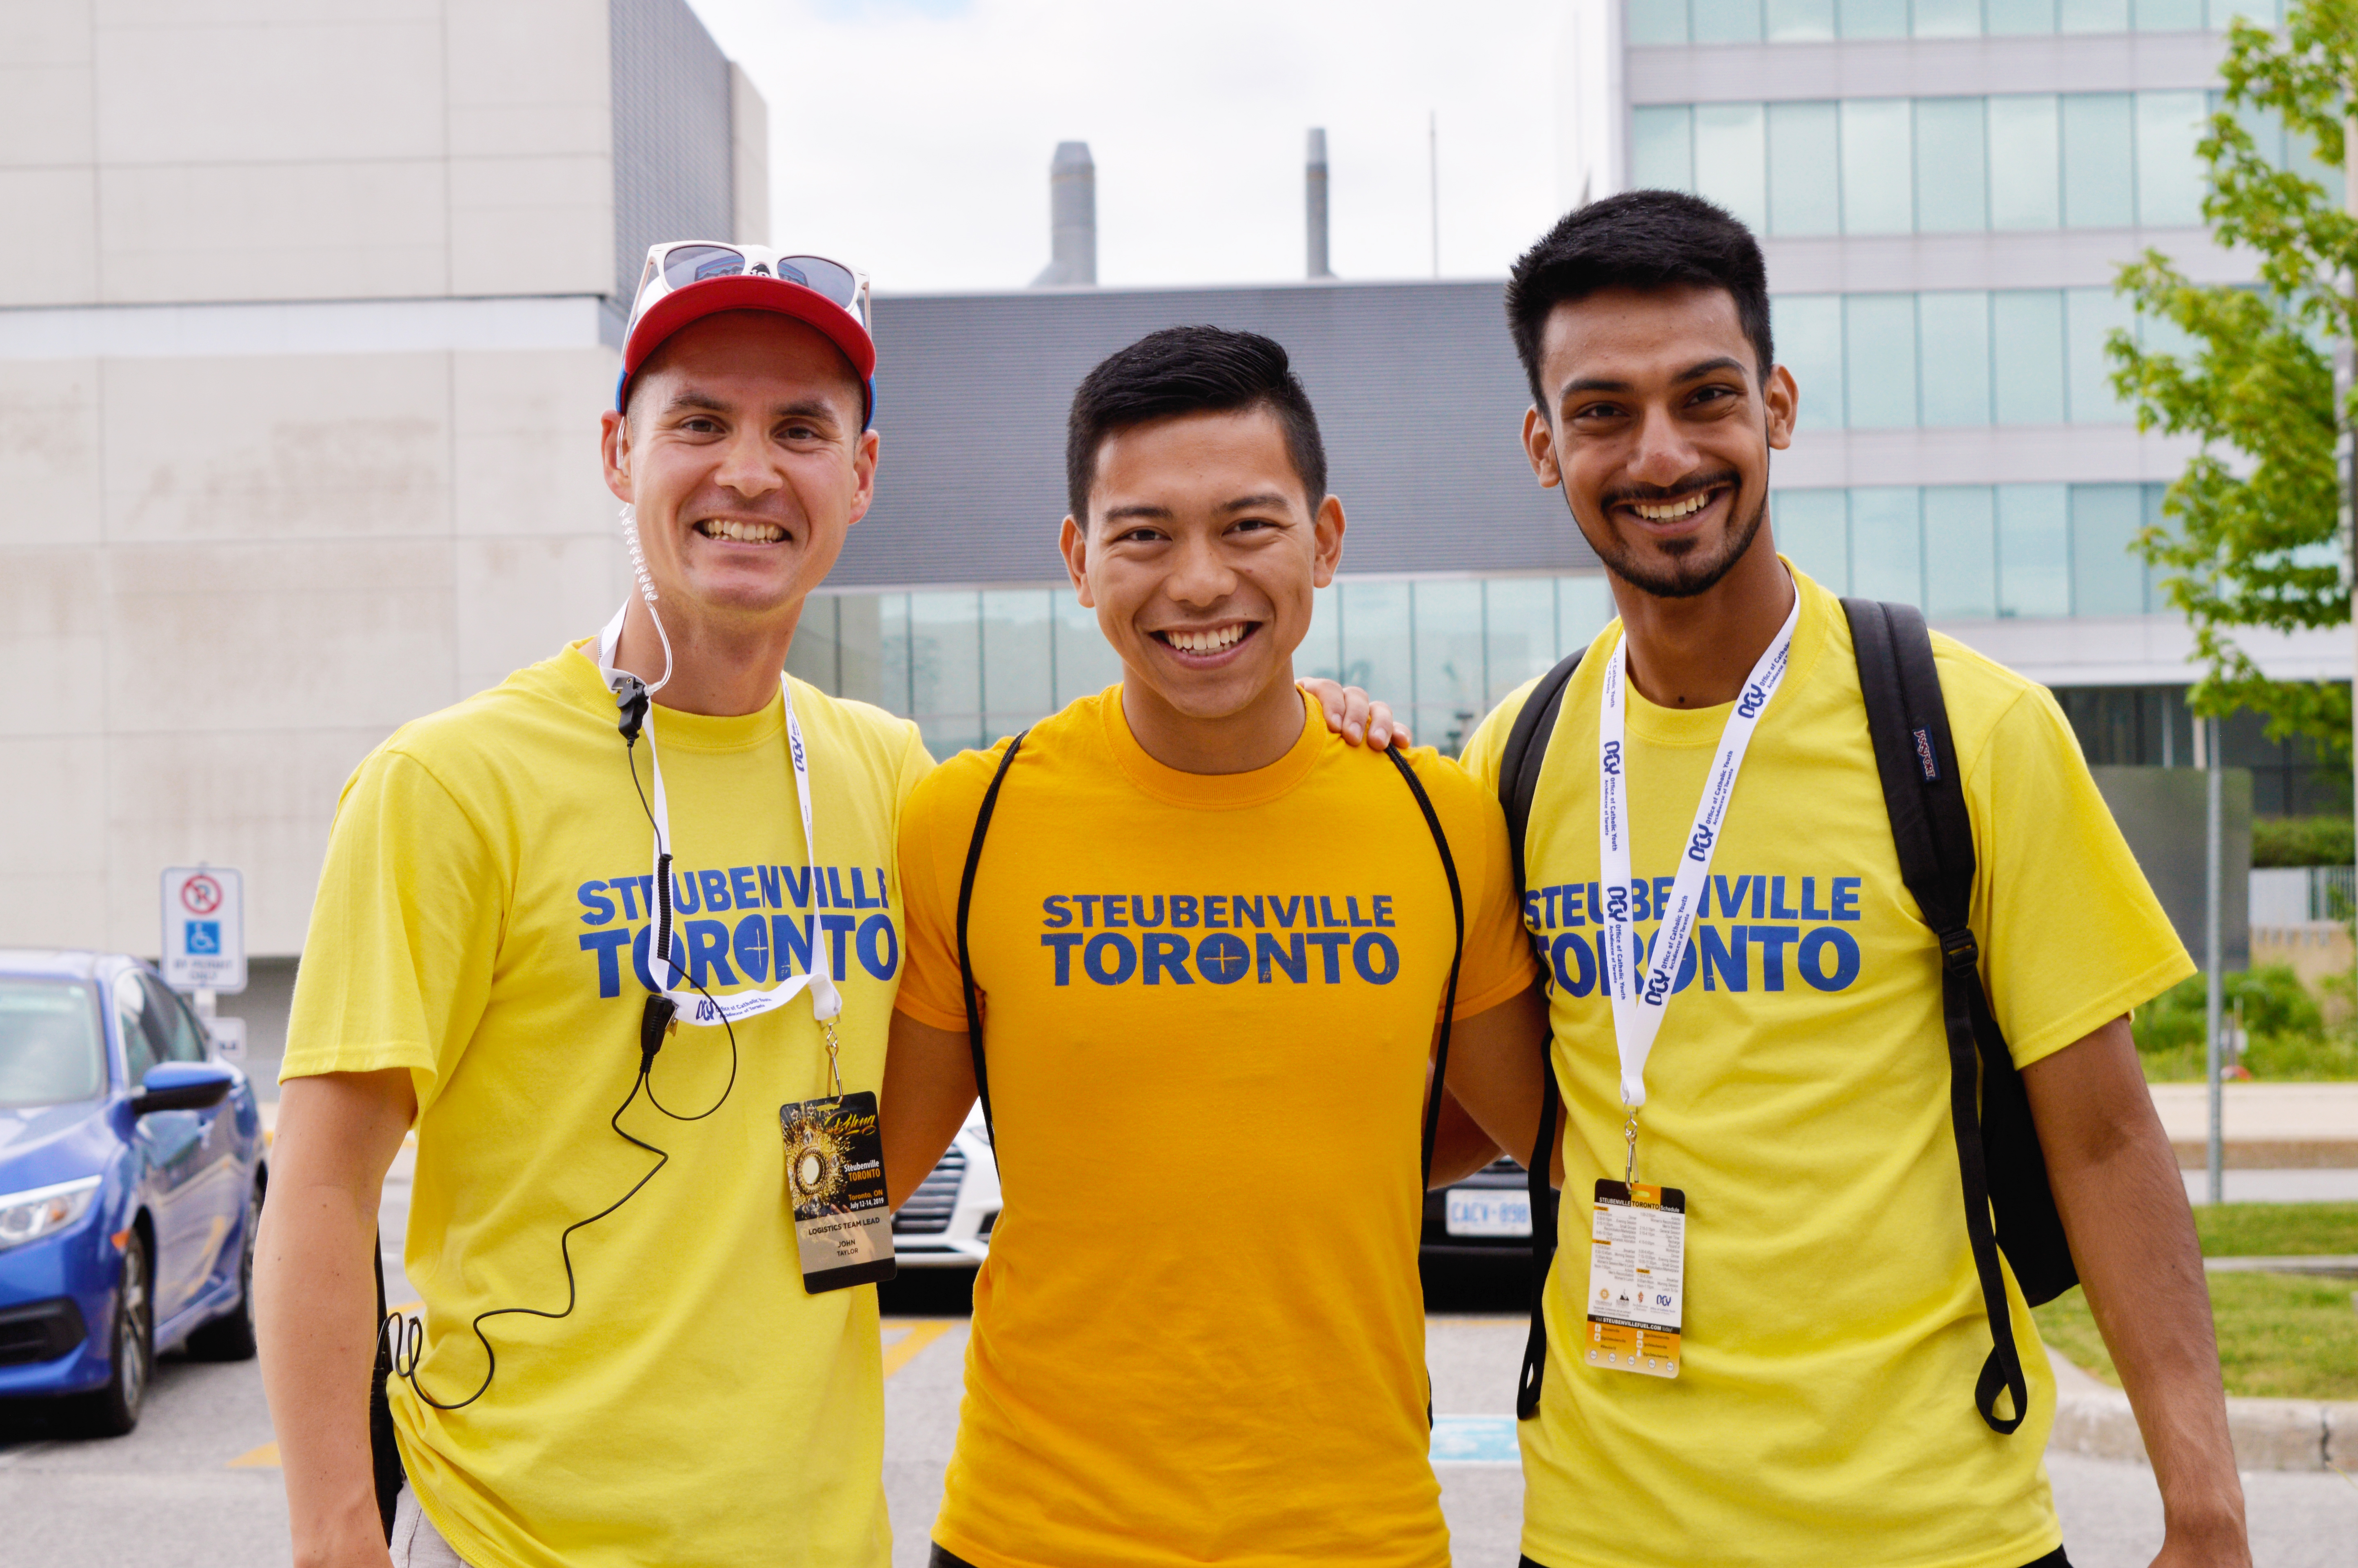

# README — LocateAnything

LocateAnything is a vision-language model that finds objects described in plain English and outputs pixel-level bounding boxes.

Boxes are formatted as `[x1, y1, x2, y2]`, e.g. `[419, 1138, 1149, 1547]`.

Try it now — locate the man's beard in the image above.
[1573, 474, 1767, 601]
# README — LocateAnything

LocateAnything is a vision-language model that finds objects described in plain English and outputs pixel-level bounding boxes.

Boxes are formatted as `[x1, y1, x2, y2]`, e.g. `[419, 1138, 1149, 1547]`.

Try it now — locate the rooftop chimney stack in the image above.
[1306, 129, 1332, 279]
[1030, 141, 1097, 287]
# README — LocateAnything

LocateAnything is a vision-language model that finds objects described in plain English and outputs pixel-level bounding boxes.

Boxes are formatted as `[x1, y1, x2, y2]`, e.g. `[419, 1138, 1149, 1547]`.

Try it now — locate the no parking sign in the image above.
[160, 866, 246, 994]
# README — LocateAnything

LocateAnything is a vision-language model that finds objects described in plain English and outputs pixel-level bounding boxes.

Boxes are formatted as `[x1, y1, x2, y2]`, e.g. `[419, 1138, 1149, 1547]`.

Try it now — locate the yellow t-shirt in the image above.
[282, 641, 931, 1568]
[895, 686, 1538, 1568]
[1458, 568, 2191, 1568]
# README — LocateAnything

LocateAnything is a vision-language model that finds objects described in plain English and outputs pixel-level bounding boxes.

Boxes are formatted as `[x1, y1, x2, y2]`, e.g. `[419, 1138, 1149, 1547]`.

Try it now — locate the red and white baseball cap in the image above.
[616, 242, 875, 426]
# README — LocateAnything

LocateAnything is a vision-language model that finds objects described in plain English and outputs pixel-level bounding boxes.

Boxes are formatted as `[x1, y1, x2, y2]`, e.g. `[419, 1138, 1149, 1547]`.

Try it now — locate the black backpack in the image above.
[1497, 599, 2076, 1436]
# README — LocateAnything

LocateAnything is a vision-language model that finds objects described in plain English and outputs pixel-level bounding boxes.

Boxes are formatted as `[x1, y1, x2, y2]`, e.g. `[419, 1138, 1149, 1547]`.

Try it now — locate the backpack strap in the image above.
[1497, 651, 1583, 1422]
[369, 1232, 403, 1541]
[957, 733, 1029, 1142]
[1843, 598, 2071, 1436]
[1383, 748, 1465, 1190]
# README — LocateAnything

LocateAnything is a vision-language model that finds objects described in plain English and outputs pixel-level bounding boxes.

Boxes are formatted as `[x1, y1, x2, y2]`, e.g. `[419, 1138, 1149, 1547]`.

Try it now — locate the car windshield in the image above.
[0, 979, 104, 1107]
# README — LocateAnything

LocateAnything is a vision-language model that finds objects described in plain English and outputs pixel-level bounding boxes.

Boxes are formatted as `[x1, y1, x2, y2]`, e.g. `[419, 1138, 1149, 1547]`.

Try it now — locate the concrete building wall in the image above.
[0, 1, 758, 962]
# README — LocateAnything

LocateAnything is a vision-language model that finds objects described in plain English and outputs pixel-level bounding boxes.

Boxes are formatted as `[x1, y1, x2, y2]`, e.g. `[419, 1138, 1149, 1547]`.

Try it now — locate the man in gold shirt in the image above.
[883, 325, 1546, 1568]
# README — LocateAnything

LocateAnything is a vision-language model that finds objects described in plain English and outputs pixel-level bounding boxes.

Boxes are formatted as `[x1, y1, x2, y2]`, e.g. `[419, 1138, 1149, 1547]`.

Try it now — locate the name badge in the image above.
[780, 1093, 897, 1293]
[1585, 1179, 1685, 1379]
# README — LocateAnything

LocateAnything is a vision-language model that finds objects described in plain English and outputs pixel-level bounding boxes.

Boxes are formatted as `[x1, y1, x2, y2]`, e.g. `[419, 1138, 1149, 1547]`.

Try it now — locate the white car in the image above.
[891, 1105, 1000, 1267]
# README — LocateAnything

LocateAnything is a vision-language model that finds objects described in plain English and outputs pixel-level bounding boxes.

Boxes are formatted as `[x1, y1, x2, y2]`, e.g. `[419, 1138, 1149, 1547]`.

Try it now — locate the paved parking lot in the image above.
[4, 1165, 2354, 1566]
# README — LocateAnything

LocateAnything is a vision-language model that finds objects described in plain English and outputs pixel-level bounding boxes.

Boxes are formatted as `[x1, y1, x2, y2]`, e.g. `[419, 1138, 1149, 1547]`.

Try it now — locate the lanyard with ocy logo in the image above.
[596, 604, 843, 1031]
[1596, 590, 1800, 1117]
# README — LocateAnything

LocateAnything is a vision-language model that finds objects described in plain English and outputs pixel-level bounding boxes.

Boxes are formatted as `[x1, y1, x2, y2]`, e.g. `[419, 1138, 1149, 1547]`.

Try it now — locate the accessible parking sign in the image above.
[160, 866, 246, 994]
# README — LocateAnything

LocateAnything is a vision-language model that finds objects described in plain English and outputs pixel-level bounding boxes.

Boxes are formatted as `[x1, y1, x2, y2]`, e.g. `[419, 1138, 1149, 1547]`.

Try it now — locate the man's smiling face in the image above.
[600, 309, 877, 628]
[1523, 283, 1795, 599]
[1061, 405, 1343, 725]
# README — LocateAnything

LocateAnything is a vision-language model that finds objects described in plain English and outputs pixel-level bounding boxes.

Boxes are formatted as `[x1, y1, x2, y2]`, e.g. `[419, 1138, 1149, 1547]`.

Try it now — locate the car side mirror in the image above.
[133, 1062, 235, 1115]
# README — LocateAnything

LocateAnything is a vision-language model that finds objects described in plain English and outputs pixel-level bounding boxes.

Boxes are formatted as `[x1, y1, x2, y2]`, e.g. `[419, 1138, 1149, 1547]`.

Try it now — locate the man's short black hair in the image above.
[1504, 190, 1774, 413]
[1066, 325, 1328, 523]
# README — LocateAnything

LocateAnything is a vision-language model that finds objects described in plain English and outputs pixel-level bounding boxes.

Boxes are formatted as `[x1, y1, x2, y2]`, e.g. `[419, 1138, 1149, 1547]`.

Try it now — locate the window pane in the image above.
[909, 590, 982, 753]
[1297, 583, 1342, 686]
[1919, 291, 1993, 425]
[1766, 0, 1836, 38]
[2207, 0, 2281, 23]
[836, 593, 887, 707]
[2135, 90, 2206, 226]
[1695, 103, 1768, 230]
[1632, 107, 1695, 192]
[1339, 581, 1412, 720]
[784, 594, 839, 692]
[2143, 481, 2174, 611]
[1844, 295, 1918, 427]
[1848, 487, 1924, 606]
[1923, 486, 1999, 617]
[1484, 578, 1560, 704]
[2135, 0, 2202, 26]
[877, 592, 912, 715]
[2071, 484, 2147, 615]
[1559, 576, 1617, 649]
[2066, 286, 2136, 422]
[1768, 102, 1842, 235]
[2061, 93, 2135, 227]
[1692, 0, 1765, 41]
[2286, 120, 2347, 208]
[1049, 591, 1121, 705]
[1992, 289, 2066, 424]
[2060, 0, 2131, 27]
[1915, 98, 1988, 231]
[1412, 580, 1486, 754]
[980, 589, 1053, 735]
[1774, 489, 1850, 591]
[1989, 96, 2061, 228]
[1629, 0, 1693, 42]
[1838, 0, 1909, 34]
[1997, 483, 2072, 616]
[1988, 0, 2058, 27]
[1841, 100, 1914, 233]
[1773, 294, 1846, 429]
[1914, 0, 1984, 33]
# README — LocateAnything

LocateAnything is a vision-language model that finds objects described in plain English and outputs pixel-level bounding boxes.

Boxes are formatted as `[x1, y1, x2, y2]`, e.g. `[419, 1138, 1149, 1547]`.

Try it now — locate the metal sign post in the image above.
[2202, 718, 2223, 1206]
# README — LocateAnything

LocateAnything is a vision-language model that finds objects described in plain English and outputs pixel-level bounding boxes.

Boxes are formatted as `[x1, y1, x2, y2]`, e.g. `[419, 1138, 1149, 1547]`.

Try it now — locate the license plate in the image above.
[1445, 1188, 1531, 1237]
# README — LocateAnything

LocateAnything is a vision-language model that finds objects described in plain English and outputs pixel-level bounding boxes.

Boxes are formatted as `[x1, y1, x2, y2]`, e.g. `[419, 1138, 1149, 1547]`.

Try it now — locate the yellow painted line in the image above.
[229, 1441, 280, 1469]
[881, 1320, 952, 1378]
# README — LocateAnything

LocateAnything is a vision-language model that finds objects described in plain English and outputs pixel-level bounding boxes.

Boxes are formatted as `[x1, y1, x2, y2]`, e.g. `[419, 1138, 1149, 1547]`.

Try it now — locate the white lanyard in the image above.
[597, 605, 842, 1029]
[1598, 592, 1800, 1110]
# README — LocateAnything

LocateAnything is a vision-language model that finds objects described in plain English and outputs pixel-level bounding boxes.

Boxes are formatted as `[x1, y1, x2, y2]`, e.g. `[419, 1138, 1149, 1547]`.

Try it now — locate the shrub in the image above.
[2132, 966, 2323, 1067]
[2251, 815, 2355, 868]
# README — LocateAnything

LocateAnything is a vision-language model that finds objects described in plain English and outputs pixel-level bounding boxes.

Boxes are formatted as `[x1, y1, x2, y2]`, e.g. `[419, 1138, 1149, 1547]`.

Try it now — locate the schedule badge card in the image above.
[780, 1092, 897, 1293]
[1585, 1179, 1686, 1379]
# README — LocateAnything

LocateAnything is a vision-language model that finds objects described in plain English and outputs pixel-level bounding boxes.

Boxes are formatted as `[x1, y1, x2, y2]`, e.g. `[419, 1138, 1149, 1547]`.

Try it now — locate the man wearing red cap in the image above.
[255, 245, 920, 1568]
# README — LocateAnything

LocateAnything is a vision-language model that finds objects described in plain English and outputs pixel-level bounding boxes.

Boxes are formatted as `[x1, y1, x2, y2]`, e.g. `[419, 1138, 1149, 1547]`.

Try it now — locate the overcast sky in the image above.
[684, 0, 1568, 295]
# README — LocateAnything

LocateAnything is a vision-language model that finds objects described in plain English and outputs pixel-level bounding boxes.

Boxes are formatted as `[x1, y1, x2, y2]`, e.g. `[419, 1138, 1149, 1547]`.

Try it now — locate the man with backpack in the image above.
[878, 325, 1547, 1568]
[1440, 192, 2249, 1568]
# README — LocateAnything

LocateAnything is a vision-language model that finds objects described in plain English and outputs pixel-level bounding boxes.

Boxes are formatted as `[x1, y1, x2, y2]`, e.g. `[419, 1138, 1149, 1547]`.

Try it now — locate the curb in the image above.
[2051, 1384, 2358, 1472]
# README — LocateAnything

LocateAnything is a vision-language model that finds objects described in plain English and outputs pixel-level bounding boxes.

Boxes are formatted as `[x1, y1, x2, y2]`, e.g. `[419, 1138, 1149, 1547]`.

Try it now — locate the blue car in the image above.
[0, 950, 266, 1435]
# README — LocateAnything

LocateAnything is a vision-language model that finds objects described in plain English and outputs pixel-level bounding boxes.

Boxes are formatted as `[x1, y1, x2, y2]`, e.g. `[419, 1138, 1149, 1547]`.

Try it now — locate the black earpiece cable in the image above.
[382, 679, 742, 1410]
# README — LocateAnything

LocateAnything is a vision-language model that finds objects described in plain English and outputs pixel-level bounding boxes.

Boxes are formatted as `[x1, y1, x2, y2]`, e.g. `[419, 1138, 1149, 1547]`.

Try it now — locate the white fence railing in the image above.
[2249, 866, 2356, 925]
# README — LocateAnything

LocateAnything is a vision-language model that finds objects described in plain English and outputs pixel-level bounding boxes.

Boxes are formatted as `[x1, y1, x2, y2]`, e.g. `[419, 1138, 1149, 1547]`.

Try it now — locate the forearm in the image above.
[256, 1169, 393, 1566]
[255, 1071, 413, 1568]
[2027, 1020, 2247, 1559]
[2061, 1121, 2245, 1543]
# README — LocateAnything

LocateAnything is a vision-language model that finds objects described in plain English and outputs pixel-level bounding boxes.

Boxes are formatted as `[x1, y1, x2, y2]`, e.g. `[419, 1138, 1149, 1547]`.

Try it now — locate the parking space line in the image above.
[881, 1320, 952, 1378]
[229, 1441, 282, 1469]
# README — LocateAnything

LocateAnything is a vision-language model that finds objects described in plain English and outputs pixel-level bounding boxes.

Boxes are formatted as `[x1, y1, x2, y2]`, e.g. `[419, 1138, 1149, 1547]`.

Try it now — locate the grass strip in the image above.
[2034, 1274, 2358, 1401]
[2193, 1202, 2358, 1259]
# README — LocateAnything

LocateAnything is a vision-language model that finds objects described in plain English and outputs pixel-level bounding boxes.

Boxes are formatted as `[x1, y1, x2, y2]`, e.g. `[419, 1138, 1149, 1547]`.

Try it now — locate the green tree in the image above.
[2109, 0, 2355, 764]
